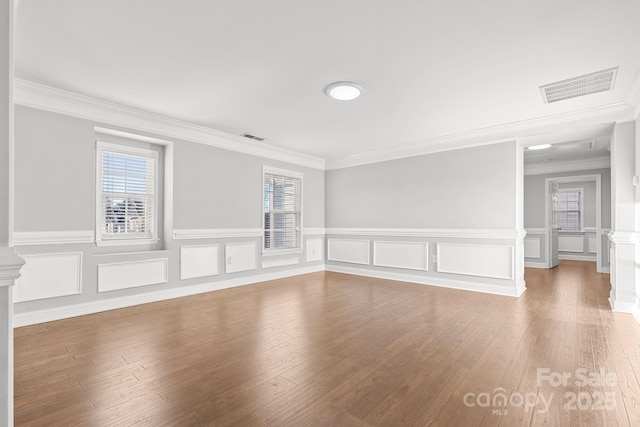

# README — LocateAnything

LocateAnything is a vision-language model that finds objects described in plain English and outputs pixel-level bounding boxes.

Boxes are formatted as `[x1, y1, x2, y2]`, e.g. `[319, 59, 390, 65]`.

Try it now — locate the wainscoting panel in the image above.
[180, 244, 219, 280]
[373, 241, 429, 271]
[98, 259, 168, 292]
[262, 257, 299, 269]
[14, 252, 82, 302]
[524, 237, 541, 259]
[225, 242, 257, 273]
[327, 239, 370, 265]
[588, 235, 597, 254]
[437, 244, 513, 280]
[558, 235, 584, 253]
[306, 238, 323, 262]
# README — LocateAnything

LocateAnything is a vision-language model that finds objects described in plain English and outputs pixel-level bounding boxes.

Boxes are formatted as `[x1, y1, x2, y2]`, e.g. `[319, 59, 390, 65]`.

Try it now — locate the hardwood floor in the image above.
[14, 261, 640, 426]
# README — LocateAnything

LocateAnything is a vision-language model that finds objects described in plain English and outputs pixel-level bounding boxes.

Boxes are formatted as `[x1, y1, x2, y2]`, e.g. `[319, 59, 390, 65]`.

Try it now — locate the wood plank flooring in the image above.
[14, 261, 640, 426]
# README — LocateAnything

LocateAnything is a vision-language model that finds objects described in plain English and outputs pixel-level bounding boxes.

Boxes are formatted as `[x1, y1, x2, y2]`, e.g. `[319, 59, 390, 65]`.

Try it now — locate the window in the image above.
[96, 141, 158, 245]
[557, 189, 582, 231]
[263, 167, 302, 252]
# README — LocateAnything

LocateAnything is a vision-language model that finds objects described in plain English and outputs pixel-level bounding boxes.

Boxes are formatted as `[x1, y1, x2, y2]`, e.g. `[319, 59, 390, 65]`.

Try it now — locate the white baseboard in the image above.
[524, 261, 547, 269]
[558, 254, 597, 262]
[326, 265, 523, 297]
[609, 294, 638, 315]
[600, 267, 610, 274]
[14, 264, 325, 327]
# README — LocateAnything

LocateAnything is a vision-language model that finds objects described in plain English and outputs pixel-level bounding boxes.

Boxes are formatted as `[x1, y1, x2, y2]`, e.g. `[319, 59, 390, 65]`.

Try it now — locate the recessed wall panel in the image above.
[180, 244, 219, 280]
[327, 239, 370, 265]
[373, 241, 429, 271]
[98, 259, 168, 292]
[14, 253, 82, 302]
[437, 243, 513, 280]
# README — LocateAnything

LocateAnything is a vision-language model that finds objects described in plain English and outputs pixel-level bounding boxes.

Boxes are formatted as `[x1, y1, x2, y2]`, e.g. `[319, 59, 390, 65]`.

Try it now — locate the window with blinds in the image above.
[96, 141, 158, 244]
[558, 189, 582, 231]
[263, 168, 302, 251]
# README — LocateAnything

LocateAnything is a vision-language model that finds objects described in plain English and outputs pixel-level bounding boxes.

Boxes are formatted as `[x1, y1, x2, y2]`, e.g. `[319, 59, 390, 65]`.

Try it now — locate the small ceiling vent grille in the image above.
[540, 67, 618, 103]
[241, 133, 265, 141]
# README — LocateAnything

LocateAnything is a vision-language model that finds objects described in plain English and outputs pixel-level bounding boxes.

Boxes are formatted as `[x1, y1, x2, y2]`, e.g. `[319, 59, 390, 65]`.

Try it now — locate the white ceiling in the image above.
[14, 0, 640, 163]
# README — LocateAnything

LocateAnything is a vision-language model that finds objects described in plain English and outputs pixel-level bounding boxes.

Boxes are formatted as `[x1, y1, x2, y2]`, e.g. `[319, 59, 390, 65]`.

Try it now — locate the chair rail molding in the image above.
[326, 228, 524, 240]
[0, 247, 25, 286]
[173, 228, 262, 240]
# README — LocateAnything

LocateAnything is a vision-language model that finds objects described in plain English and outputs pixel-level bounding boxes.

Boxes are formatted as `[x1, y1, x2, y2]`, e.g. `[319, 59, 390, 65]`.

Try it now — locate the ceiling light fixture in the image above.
[325, 81, 363, 101]
[528, 144, 552, 151]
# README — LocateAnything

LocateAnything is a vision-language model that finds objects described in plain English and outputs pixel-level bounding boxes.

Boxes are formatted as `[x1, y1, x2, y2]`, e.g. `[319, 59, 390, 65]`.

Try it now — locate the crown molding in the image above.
[326, 102, 632, 170]
[524, 156, 610, 176]
[13, 79, 325, 170]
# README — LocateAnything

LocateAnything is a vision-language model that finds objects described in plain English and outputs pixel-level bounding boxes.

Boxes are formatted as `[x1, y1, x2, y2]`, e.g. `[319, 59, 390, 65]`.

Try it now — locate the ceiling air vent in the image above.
[540, 67, 618, 104]
[241, 133, 265, 142]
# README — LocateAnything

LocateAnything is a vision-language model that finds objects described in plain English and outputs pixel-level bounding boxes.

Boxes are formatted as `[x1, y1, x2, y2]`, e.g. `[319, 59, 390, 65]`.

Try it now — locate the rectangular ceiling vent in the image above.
[540, 67, 618, 104]
[241, 133, 265, 142]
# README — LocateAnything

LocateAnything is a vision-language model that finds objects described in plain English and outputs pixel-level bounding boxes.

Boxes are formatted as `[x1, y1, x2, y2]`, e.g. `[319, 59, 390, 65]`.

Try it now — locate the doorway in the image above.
[544, 174, 602, 272]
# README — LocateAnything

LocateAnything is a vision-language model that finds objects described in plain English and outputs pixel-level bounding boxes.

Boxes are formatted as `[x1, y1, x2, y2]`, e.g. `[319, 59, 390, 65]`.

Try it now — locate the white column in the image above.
[635, 114, 640, 322]
[0, 1, 24, 425]
[609, 120, 637, 314]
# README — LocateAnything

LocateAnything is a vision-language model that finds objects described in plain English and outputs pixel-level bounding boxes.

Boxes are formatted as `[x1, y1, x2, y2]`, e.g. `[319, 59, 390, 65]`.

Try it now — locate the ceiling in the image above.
[14, 1, 640, 164]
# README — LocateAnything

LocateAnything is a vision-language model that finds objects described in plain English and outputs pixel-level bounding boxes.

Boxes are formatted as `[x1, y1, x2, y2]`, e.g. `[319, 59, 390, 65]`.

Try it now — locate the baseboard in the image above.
[13, 264, 325, 327]
[326, 264, 523, 297]
[600, 267, 610, 274]
[524, 261, 547, 269]
[609, 294, 639, 315]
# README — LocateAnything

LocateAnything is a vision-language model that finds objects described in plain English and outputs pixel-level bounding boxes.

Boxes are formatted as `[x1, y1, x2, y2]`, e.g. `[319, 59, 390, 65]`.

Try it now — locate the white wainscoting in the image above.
[327, 239, 370, 265]
[14, 252, 82, 302]
[437, 243, 513, 280]
[373, 241, 429, 271]
[588, 235, 597, 254]
[225, 242, 257, 273]
[98, 258, 168, 292]
[558, 235, 584, 253]
[180, 244, 219, 280]
[524, 237, 541, 259]
[262, 257, 299, 269]
[306, 238, 323, 262]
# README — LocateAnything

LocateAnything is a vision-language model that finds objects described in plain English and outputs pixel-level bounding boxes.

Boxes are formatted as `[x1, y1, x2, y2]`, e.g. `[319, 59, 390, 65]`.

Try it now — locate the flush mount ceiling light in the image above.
[528, 144, 552, 151]
[325, 81, 363, 101]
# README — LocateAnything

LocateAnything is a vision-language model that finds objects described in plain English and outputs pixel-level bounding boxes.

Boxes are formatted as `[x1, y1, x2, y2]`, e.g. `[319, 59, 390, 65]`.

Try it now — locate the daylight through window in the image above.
[263, 169, 302, 251]
[557, 189, 582, 231]
[97, 142, 158, 243]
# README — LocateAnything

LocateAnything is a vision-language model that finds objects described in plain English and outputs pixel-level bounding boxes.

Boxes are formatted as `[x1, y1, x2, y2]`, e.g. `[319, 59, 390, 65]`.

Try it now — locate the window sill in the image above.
[95, 238, 159, 247]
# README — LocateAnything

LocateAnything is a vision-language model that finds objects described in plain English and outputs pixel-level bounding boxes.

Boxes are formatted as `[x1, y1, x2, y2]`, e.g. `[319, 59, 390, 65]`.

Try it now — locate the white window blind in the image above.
[263, 170, 302, 251]
[558, 189, 582, 231]
[97, 142, 157, 242]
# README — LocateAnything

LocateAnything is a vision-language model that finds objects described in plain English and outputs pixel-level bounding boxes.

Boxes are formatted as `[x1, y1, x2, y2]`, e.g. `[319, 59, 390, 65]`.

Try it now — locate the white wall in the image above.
[326, 142, 517, 229]
[324, 141, 525, 297]
[12, 105, 325, 325]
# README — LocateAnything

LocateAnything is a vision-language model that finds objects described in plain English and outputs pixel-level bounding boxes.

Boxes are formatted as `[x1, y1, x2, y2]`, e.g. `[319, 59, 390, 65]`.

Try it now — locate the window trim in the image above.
[95, 140, 160, 247]
[557, 187, 584, 232]
[262, 166, 303, 256]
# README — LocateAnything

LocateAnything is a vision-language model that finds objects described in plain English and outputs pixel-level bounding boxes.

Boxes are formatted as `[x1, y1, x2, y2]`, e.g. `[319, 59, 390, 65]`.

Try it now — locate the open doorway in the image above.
[544, 174, 603, 272]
